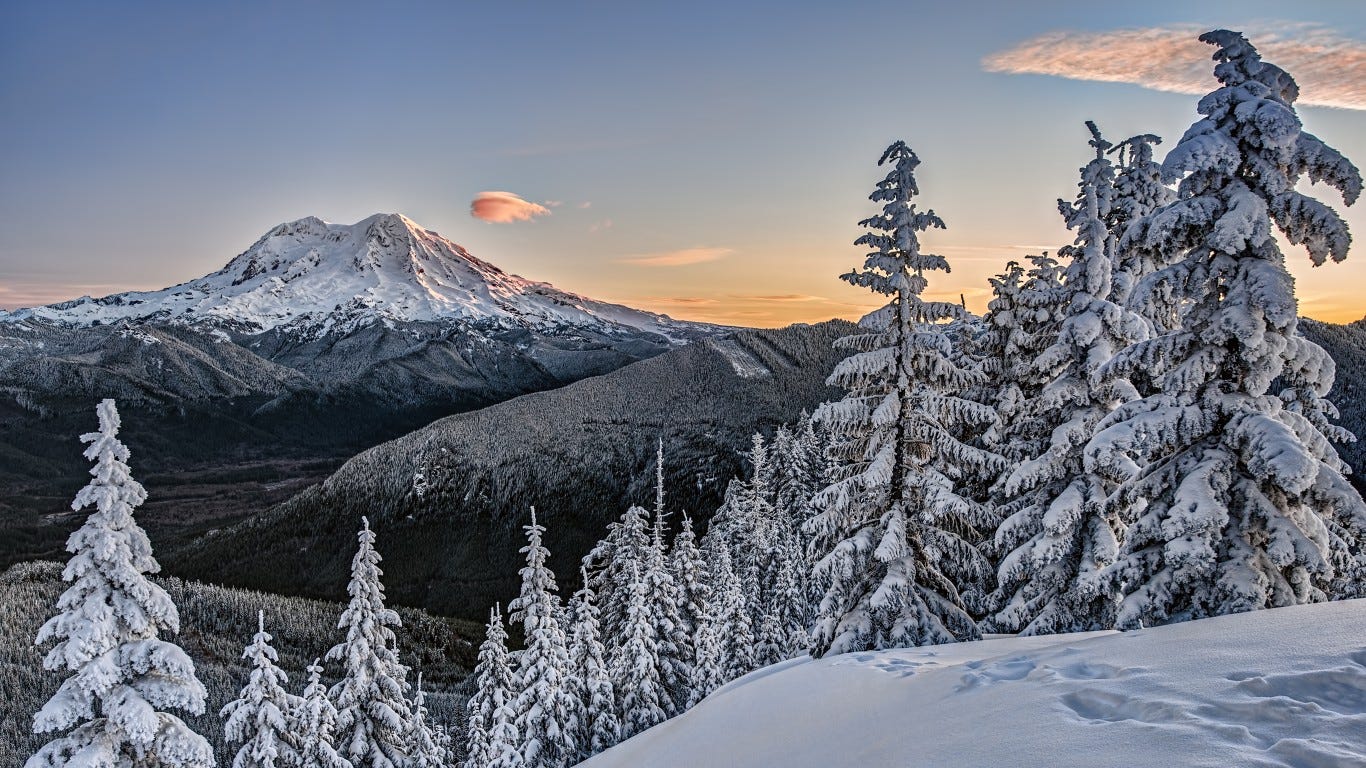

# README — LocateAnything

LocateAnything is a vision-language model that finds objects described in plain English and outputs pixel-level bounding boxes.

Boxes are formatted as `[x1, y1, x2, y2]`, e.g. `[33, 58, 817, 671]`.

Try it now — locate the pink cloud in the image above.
[619, 247, 733, 267]
[983, 23, 1366, 110]
[470, 191, 552, 223]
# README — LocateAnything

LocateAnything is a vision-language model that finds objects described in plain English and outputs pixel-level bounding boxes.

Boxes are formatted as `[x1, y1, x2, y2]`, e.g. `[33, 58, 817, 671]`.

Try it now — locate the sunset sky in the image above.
[2, 1, 1364, 327]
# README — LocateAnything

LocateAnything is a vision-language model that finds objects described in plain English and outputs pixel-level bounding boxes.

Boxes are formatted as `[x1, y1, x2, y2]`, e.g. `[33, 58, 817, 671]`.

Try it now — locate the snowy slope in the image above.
[0, 213, 703, 341]
[585, 601, 1366, 768]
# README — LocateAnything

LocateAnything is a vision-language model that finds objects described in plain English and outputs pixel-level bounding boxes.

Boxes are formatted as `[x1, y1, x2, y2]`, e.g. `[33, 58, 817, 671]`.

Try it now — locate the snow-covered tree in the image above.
[989, 123, 1149, 635]
[668, 515, 709, 652]
[1109, 133, 1177, 320]
[583, 505, 649, 665]
[807, 142, 1004, 657]
[296, 659, 352, 768]
[704, 534, 753, 680]
[464, 605, 517, 768]
[683, 597, 725, 710]
[326, 518, 412, 768]
[509, 508, 579, 768]
[567, 567, 620, 760]
[1089, 30, 1366, 627]
[404, 675, 448, 768]
[611, 559, 667, 740]
[977, 254, 1067, 466]
[26, 399, 214, 768]
[222, 612, 302, 768]
[643, 442, 689, 716]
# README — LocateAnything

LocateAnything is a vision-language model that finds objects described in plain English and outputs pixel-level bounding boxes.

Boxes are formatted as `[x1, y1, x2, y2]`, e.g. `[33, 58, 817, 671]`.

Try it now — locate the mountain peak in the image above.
[6, 214, 710, 341]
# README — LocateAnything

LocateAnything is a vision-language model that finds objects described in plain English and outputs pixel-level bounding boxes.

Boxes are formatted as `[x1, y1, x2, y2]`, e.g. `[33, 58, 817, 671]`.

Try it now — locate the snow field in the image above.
[585, 600, 1366, 768]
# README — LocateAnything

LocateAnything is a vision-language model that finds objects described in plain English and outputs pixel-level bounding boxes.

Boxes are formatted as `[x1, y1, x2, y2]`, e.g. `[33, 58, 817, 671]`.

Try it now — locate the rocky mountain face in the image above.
[170, 321, 858, 619]
[0, 214, 720, 567]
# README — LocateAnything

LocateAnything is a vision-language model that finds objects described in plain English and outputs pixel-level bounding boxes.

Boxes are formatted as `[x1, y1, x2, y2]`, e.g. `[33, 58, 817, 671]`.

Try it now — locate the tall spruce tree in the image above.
[509, 508, 579, 768]
[222, 612, 302, 768]
[326, 518, 413, 768]
[990, 123, 1149, 634]
[611, 559, 668, 740]
[1089, 30, 1366, 627]
[27, 399, 214, 768]
[568, 567, 620, 760]
[583, 505, 649, 667]
[645, 444, 689, 716]
[704, 534, 754, 680]
[808, 142, 1004, 657]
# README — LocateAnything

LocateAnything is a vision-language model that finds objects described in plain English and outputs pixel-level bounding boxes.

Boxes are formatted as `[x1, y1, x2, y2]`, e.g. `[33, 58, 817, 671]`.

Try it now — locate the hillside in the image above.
[170, 320, 857, 619]
[585, 600, 1366, 768]
[0, 561, 481, 767]
[1300, 316, 1366, 492]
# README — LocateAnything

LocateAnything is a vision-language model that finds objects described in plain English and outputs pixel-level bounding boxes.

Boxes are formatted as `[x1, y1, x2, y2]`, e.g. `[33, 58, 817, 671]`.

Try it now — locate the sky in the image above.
[1, 1, 1364, 327]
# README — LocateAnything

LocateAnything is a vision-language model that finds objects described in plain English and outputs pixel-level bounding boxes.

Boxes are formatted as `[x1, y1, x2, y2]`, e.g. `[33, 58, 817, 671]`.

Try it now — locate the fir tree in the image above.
[1109, 133, 1177, 320]
[296, 659, 352, 768]
[704, 535, 754, 680]
[808, 142, 1004, 657]
[509, 508, 579, 768]
[1089, 30, 1366, 627]
[583, 505, 649, 667]
[464, 605, 517, 768]
[404, 675, 448, 768]
[645, 444, 689, 717]
[990, 123, 1148, 635]
[568, 567, 620, 760]
[27, 399, 214, 768]
[222, 612, 302, 768]
[326, 518, 413, 768]
[611, 559, 667, 740]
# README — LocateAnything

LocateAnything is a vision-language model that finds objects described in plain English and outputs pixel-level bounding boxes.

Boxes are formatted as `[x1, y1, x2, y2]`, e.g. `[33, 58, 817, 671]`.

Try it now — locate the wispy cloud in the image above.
[469, 191, 552, 223]
[636, 296, 720, 306]
[730, 293, 827, 303]
[589, 218, 613, 233]
[619, 247, 733, 267]
[983, 23, 1366, 110]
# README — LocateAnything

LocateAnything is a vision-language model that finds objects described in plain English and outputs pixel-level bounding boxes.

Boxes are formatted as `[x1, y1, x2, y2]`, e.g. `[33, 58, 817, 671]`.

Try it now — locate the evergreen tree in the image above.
[1109, 133, 1177, 318]
[683, 596, 726, 710]
[326, 518, 413, 768]
[464, 605, 516, 768]
[668, 515, 710, 656]
[509, 509, 578, 768]
[404, 675, 448, 768]
[645, 445, 689, 717]
[583, 506, 649, 666]
[27, 399, 214, 768]
[297, 659, 352, 768]
[704, 535, 753, 680]
[808, 142, 1004, 657]
[1089, 30, 1366, 627]
[222, 612, 302, 768]
[990, 123, 1148, 635]
[567, 567, 620, 760]
[611, 560, 667, 740]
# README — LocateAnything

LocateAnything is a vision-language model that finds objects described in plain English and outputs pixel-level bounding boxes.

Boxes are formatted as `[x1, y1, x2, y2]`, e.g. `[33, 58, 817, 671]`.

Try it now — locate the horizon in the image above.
[2, 1, 1364, 327]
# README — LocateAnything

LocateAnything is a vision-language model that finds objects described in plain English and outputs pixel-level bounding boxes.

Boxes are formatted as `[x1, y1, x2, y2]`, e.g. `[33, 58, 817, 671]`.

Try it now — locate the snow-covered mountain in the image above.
[0, 215, 726, 571]
[1, 213, 701, 341]
[584, 600, 1366, 768]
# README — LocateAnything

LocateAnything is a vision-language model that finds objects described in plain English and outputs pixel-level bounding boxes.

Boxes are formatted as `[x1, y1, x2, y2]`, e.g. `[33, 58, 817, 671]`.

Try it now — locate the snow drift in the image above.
[584, 600, 1366, 768]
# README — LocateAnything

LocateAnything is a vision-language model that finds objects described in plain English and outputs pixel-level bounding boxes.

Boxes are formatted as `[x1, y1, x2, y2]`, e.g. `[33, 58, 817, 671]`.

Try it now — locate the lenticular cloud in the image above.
[983, 23, 1366, 111]
[470, 191, 552, 223]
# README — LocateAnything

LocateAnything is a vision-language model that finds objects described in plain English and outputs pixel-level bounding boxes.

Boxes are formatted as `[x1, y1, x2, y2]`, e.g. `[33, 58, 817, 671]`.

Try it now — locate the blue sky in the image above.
[2, 0, 1363, 325]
